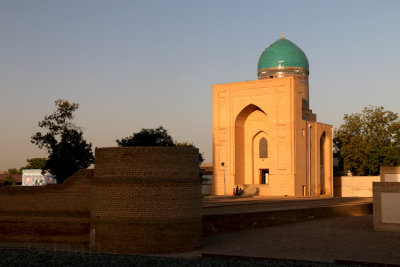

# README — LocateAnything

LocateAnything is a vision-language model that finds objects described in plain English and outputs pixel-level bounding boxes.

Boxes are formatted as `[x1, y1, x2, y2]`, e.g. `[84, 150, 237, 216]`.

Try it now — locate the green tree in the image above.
[0, 176, 15, 186]
[31, 99, 94, 183]
[0, 168, 18, 186]
[6, 168, 20, 175]
[334, 106, 400, 176]
[117, 126, 204, 164]
[116, 126, 174, 146]
[20, 158, 47, 171]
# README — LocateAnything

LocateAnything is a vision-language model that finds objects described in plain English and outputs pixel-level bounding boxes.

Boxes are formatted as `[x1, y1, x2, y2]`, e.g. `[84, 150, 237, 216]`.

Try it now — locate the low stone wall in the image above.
[0, 169, 93, 244]
[203, 202, 372, 236]
[334, 176, 380, 197]
[380, 167, 400, 182]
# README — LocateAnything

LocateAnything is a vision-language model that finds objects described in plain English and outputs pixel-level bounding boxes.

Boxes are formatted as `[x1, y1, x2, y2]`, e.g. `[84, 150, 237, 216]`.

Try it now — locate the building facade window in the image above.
[260, 169, 269, 184]
[259, 137, 268, 158]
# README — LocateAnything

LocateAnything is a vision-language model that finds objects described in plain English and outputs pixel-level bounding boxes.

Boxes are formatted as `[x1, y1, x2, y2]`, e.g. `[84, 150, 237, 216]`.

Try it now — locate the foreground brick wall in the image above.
[90, 147, 201, 254]
[0, 169, 93, 244]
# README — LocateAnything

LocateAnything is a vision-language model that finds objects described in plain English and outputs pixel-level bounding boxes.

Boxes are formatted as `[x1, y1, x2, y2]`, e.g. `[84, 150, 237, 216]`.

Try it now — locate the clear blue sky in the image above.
[1, 0, 400, 170]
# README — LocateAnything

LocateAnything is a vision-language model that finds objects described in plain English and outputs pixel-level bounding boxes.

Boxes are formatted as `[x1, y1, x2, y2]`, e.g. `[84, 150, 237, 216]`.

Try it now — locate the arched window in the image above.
[259, 137, 268, 158]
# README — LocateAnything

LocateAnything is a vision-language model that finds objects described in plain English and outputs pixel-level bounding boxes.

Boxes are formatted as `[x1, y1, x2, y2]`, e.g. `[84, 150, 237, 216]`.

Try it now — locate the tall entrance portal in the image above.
[234, 104, 268, 185]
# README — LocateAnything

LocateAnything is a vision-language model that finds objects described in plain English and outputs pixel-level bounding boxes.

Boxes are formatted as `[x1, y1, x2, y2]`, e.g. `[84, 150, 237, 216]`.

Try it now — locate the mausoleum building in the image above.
[212, 36, 333, 196]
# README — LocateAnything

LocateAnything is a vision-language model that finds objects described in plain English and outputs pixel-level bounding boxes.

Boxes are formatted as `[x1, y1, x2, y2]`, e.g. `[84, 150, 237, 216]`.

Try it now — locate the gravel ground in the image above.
[0, 248, 361, 267]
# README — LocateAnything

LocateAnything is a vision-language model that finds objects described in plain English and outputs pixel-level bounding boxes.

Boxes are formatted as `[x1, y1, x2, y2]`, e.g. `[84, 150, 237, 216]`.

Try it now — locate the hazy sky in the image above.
[1, 0, 400, 170]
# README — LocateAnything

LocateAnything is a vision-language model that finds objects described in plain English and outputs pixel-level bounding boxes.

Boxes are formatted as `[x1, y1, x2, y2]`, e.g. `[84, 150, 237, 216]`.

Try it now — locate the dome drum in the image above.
[258, 66, 309, 80]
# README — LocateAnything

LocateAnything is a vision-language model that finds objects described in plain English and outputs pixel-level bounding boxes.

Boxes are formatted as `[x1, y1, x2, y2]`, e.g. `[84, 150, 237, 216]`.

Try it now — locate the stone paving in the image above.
[202, 215, 400, 265]
[199, 196, 400, 265]
[198, 196, 400, 265]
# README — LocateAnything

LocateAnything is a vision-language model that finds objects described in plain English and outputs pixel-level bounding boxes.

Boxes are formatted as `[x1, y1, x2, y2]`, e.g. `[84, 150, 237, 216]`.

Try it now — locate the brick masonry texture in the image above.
[0, 147, 201, 254]
[90, 147, 201, 254]
[0, 169, 93, 244]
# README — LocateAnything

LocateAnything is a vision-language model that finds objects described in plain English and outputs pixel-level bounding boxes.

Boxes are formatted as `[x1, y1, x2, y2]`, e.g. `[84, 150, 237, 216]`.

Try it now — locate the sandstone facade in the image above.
[212, 37, 333, 197]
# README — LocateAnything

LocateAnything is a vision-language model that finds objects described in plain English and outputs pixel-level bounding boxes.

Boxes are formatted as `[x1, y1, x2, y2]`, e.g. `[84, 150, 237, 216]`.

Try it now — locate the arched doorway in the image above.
[252, 132, 269, 185]
[235, 104, 267, 185]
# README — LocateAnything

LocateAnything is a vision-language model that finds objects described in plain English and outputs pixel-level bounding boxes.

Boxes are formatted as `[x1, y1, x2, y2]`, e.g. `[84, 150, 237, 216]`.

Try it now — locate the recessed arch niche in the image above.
[234, 104, 268, 185]
[252, 131, 269, 184]
[319, 131, 330, 195]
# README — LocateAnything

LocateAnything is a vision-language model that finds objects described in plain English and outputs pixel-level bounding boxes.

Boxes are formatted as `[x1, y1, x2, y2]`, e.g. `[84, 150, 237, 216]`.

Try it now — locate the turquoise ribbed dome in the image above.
[258, 38, 309, 71]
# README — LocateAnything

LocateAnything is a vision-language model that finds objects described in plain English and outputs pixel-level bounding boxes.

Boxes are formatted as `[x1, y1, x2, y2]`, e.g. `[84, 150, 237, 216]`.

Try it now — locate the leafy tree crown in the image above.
[334, 106, 400, 176]
[31, 99, 94, 182]
[117, 126, 204, 164]
[116, 126, 174, 147]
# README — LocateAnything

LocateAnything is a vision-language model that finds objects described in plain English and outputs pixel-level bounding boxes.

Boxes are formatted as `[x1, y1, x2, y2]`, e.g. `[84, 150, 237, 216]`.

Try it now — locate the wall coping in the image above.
[96, 146, 198, 152]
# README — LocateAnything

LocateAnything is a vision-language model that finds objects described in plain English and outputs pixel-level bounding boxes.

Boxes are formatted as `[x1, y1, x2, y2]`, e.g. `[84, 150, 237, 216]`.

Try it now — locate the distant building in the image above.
[200, 163, 213, 177]
[212, 35, 333, 196]
[22, 169, 56, 186]
[200, 163, 213, 195]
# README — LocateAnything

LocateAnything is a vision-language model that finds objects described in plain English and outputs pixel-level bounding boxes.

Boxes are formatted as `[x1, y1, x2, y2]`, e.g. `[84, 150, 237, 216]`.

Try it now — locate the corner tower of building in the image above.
[258, 35, 311, 113]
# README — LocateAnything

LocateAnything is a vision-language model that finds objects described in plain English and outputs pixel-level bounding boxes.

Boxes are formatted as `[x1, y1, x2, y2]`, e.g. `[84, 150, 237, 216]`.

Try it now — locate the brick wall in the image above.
[0, 169, 93, 244]
[0, 147, 201, 254]
[90, 147, 201, 254]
